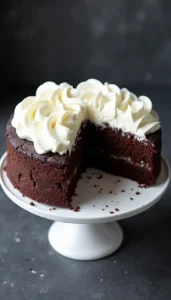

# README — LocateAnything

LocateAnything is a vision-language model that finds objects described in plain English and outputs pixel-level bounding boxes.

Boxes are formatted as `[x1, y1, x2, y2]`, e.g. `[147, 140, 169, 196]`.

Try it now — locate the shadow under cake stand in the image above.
[0, 152, 170, 260]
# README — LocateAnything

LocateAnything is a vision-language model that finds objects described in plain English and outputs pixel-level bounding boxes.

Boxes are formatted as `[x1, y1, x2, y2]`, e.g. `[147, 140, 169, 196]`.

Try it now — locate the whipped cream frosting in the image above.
[12, 79, 160, 155]
[77, 79, 160, 138]
[12, 82, 86, 154]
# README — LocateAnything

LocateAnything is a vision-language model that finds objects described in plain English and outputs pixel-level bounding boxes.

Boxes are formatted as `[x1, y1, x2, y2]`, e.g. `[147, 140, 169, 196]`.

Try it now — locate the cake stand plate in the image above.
[0, 152, 170, 260]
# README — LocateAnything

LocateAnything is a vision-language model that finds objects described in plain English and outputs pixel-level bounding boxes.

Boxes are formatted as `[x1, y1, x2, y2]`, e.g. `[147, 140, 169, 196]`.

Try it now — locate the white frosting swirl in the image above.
[12, 79, 161, 155]
[77, 79, 160, 137]
[12, 82, 86, 154]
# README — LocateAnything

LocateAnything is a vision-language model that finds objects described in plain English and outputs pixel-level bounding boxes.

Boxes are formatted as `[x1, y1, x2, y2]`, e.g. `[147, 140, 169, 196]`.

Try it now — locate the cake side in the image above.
[85, 122, 162, 186]
[6, 118, 85, 207]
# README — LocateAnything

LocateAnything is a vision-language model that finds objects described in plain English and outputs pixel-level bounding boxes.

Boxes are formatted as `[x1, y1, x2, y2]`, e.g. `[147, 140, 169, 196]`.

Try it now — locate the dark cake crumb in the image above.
[117, 180, 120, 183]
[110, 211, 114, 214]
[130, 197, 134, 200]
[93, 205, 95, 207]
[94, 184, 98, 187]
[136, 191, 141, 195]
[106, 205, 109, 207]
[97, 174, 103, 179]
[115, 208, 119, 211]
[121, 190, 125, 193]
[139, 184, 148, 188]
[87, 176, 92, 180]
[52, 207, 56, 210]
[30, 202, 35, 206]
[102, 209, 105, 211]
[109, 190, 112, 194]
[29, 268, 33, 271]
[74, 206, 80, 212]
[131, 188, 134, 191]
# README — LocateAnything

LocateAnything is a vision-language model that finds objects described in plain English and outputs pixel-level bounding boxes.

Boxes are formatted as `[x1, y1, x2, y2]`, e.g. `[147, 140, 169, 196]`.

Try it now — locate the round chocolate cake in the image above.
[6, 80, 162, 207]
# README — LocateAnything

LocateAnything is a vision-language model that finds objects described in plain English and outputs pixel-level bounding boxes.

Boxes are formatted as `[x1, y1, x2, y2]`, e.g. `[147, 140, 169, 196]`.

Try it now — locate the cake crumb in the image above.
[74, 206, 80, 212]
[115, 208, 119, 211]
[30, 202, 35, 206]
[106, 205, 109, 207]
[100, 278, 103, 282]
[139, 184, 148, 188]
[102, 209, 105, 211]
[109, 190, 112, 194]
[110, 211, 114, 214]
[117, 179, 120, 183]
[131, 188, 134, 191]
[97, 174, 103, 179]
[136, 191, 141, 195]
[87, 176, 92, 180]
[93, 205, 95, 207]
[121, 190, 125, 192]
[52, 207, 56, 210]
[130, 197, 134, 200]
[31, 269, 36, 274]
[25, 258, 29, 262]
[94, 184, 98, 187]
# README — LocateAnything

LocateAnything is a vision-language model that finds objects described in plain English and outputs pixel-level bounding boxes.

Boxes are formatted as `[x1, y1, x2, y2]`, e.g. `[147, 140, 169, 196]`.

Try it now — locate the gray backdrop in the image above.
[2, 0, 171, 87]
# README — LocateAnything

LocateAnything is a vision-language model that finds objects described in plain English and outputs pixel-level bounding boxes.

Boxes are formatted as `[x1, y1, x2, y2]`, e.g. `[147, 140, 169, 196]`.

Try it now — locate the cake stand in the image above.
[0, 152, 170, 260]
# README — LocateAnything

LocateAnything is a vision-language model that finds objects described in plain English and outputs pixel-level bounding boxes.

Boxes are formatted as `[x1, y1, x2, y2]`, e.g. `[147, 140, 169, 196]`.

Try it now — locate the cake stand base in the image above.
[48, 221, 123, 260]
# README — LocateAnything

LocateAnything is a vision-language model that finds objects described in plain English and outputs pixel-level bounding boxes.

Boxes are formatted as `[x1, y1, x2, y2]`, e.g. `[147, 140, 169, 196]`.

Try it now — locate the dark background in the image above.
[2, 0, 171, 88]
[1, 1, 171, 300]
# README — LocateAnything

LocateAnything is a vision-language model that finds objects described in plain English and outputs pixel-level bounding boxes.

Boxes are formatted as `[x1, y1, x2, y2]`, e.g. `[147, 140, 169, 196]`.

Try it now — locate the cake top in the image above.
[12, 79, 160, 155]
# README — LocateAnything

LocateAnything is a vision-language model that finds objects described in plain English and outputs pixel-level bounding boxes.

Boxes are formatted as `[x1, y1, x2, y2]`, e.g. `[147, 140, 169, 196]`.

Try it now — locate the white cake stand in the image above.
[0, 152, 170, 260]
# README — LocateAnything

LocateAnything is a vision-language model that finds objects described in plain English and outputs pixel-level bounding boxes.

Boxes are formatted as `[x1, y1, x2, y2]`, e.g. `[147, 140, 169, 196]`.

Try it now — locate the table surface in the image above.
[0, 86, 171, 300]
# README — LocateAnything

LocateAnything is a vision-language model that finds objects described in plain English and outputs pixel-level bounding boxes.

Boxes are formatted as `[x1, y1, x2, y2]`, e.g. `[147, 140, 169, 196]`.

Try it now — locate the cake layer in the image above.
[85, 122, 161, 175]
[6, 118, 85, 207]
[86, 151, 160, 186]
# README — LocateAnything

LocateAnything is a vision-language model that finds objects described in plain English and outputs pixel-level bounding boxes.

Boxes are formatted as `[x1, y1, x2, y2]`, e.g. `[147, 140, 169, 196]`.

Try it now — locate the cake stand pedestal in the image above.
[0, 152, 170, 260]
[48, 222, 123, 260]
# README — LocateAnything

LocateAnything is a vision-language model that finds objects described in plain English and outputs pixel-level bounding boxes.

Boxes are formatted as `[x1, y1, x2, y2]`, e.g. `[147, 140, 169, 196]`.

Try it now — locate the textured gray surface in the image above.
[0, 86, 171, 300]
[2, 0, 171, 86]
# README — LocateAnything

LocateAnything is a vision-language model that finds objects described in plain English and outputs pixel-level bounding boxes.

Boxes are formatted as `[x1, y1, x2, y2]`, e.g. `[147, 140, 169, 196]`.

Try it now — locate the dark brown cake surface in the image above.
[6, 116, 162, 207]
[6, 117, 85, 207]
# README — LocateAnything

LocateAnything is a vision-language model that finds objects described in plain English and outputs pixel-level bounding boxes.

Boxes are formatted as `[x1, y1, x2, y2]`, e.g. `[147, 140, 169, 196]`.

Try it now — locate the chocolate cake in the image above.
[5, 79, 162, 207]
